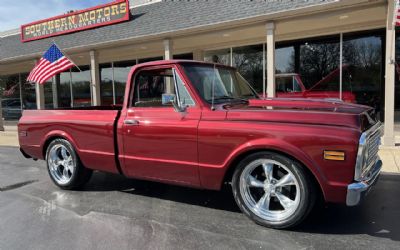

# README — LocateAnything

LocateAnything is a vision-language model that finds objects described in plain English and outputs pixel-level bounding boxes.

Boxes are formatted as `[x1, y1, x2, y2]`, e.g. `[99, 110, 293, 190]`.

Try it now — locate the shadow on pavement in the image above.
[83, 171, 241, 213]
[82, 171, 400, 241]
[296, 173, 400, 242]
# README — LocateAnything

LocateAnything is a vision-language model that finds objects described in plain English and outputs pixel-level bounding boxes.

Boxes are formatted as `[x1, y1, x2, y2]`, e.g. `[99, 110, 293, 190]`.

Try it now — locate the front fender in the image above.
[199, 138, 328, 199]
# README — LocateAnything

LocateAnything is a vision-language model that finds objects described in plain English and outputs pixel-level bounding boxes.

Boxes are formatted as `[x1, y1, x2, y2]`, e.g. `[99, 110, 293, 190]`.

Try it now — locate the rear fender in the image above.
[40, 130, 80, 159]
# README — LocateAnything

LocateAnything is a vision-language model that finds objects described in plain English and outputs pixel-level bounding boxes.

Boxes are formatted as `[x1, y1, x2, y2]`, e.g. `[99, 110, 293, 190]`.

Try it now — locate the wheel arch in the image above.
[41, 131, 79, 159]
[222, 146, 326, 202]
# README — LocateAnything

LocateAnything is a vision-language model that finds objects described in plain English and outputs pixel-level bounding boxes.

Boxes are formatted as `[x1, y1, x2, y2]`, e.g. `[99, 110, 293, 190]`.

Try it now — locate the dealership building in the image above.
[0, 0, 399, 145]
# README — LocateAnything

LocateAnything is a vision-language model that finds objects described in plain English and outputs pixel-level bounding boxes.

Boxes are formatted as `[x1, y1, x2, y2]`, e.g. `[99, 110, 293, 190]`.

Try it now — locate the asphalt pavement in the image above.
[0, 146, 399, 250]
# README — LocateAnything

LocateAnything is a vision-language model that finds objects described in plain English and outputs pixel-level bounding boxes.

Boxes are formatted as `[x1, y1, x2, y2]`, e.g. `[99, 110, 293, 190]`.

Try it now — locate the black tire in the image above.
[45, 138, 93, 190]
[232, 151, 316, 229]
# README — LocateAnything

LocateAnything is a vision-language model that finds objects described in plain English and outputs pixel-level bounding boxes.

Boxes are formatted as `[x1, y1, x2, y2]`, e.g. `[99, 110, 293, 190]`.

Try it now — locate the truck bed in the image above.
[18, 107, 122, 174]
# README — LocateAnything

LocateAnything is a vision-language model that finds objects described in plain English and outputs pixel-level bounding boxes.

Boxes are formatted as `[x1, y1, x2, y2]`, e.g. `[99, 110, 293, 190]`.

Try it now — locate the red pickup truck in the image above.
[275, 66, 356, 103]
[18, 60, 382, 229]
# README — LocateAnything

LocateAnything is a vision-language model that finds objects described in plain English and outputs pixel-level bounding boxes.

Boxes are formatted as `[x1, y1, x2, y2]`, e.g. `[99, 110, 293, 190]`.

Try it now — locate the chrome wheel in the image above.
[239, 159, 301, 222]
[48, 144, 75, 185]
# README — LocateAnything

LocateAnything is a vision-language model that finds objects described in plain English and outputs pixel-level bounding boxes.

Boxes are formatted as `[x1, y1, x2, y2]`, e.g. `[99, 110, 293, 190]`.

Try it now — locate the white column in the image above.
[0, 96, 4, 131]
[164, 39, 174, 93]
[193, 49, 204, 61]
[164, 39, 173, 60]
[90, 50, 101, 106]
[266, 22, 276, 98]
[34, 59, 45, 110]
[383, 0, 396, 146]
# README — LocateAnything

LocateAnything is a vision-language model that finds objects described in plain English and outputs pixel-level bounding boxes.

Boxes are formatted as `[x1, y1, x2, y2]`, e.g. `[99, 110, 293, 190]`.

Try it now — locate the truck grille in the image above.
[363, 128, 381, 175]
[355, 122, 382, 181]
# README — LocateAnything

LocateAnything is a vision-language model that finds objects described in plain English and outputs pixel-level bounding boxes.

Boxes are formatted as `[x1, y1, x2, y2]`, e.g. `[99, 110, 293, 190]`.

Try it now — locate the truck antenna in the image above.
[211, 64, 216, 111]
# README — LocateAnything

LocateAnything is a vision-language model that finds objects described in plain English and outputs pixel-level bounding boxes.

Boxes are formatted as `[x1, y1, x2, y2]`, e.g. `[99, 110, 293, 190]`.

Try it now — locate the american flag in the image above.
[27, 43, 75, 84]
[395, 0, 400, 26]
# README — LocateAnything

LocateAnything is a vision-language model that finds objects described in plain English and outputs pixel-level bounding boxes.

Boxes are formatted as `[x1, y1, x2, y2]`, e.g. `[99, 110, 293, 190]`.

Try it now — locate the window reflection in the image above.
[114, 60, 137, 104]
[0, 74, 21, 120]
[71, 66, 91, 107]
[343, 34, 382, 111]
[100, 63, 113, 105]
[204, 49, 231, 66]
[232, 45, 264, 93]
[299, 37, 340, 90]
[59, 71, 72, 108]
[138, 56, 163, 64]
[276, 46, 295, 74]
[173, 53, 193, 60]
[20, 73, 36, 110]
[44, 79, 53, 109]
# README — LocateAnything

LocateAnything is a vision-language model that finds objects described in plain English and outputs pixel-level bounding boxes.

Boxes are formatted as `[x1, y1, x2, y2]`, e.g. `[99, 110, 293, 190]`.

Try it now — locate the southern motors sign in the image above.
[21, 0, 129, 42]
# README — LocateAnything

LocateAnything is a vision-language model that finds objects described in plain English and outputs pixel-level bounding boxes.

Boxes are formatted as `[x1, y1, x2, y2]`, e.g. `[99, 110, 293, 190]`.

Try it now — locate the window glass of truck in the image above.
[132, 68, 194, 107]
[183, 64, 258, 103]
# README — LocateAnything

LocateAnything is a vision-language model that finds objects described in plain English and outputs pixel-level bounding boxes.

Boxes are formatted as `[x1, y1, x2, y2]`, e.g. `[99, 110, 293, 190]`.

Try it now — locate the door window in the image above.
[132, 68, 194, 107]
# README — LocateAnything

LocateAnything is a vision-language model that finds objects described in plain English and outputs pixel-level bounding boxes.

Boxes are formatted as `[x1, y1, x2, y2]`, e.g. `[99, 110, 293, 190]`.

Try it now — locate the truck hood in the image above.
[223, 98, 378, 131]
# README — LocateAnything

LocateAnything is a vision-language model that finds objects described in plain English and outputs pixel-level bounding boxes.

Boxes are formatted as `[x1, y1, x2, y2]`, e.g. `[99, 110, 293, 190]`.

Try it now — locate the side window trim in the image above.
[172, 68, 196, 107]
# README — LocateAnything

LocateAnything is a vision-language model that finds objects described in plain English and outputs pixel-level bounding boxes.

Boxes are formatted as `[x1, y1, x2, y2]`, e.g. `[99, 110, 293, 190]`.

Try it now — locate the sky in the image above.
[0, 0, 114, 32]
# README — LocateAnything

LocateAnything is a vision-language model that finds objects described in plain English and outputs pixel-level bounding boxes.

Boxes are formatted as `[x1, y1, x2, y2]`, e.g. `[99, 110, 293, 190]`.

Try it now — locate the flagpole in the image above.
[52, 40, 82, 72]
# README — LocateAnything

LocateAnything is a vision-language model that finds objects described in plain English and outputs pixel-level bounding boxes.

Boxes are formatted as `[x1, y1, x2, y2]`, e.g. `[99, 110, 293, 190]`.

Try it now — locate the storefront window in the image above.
[44, 79, 53, 109]
[100, 63, 114, 106]
[114, 60, 137, 104]
[204, 48, 231, 66]
[71, 66, 91, 107]
[20, 73, 36, 110]
[173, 53, 193, 60]
[299, 36, 340, 91]
[59, 71, 72, 108]
[0, 74, 20, 101]
[138, 56, 163, 64]
[0, 74, 21, 120]
[232, 45, 264, 93]
[343, 33, 383, 112]
[276, 46, 295, 74]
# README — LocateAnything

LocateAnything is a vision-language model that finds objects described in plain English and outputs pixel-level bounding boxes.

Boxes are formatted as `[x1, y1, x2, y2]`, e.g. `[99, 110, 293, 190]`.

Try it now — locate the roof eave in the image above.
[0, 0, 375, 64]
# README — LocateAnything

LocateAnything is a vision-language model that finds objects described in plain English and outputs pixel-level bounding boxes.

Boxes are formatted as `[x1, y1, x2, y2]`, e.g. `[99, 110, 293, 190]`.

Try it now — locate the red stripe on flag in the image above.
[29, 60, 51, 82]
[37, 59, 74, 84]
[36, 58, 71, 83]
[27, 58, 46, 81]
[32, 57, 70, 83]
[38, 63, 74, 84]
[37, 57, 69, 81]
[31, 59, 61, 82]
[27, 59, 43, 81]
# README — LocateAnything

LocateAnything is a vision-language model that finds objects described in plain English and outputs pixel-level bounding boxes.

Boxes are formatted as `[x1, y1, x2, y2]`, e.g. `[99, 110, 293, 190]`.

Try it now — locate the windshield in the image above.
[182, 64, 258, 104]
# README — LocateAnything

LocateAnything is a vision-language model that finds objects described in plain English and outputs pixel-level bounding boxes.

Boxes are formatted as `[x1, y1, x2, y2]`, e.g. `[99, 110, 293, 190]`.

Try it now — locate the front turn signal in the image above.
[324, 150, 345, 161]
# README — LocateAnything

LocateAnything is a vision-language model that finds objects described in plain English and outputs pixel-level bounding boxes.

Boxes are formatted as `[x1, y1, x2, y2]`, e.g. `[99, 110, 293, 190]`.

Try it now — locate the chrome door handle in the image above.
[124, 119, 140, 125]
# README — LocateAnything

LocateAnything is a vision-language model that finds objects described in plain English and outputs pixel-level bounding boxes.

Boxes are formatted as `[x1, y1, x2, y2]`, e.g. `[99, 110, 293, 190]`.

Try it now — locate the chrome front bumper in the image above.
[346, 158, 382, 206]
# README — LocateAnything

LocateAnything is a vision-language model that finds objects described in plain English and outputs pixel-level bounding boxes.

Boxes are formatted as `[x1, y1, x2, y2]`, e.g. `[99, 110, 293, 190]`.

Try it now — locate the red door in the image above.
[120, 66, 201, 187]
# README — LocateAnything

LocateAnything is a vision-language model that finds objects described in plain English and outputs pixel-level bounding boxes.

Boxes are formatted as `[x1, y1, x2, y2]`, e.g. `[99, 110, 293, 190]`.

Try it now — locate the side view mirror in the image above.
[162, 93, 187, 113]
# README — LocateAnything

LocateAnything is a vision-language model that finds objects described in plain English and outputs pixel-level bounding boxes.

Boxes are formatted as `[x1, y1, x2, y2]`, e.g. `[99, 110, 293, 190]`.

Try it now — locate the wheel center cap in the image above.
[264, 183, 276, 194]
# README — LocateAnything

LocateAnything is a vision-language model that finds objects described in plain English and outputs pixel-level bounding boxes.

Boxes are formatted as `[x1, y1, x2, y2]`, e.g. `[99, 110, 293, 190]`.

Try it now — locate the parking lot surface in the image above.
[0, 146, 399, 250]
